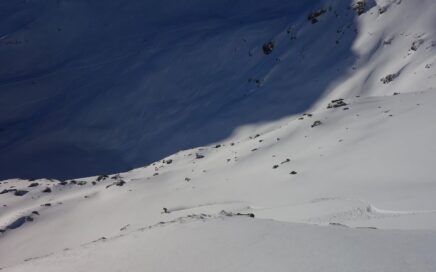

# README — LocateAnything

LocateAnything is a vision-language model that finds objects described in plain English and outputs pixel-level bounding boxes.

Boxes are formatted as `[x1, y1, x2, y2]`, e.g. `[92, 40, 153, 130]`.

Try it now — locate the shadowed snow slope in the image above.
[1, 0, 435, 179]
[1, 0, 436, 271]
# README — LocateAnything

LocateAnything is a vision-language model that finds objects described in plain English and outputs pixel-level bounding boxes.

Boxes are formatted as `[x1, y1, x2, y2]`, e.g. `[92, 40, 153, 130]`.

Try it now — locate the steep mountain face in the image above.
[0, 0, 318, 179]
[2, 0, 434, 180]
[1, 0, 436, 271]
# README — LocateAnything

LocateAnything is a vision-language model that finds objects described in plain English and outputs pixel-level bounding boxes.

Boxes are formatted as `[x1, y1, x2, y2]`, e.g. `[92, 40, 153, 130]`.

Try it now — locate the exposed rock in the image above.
[254, 79, 263, 87]
[327, 98, 347, 109]
[115, 180, 126, 186]
[236, 212, 255, 218]
[308, 9, 327, 24]
[281, 158, 291, 164]
[14, 190, 29, 196]
[378, 6, 387, 14]
[111, 174, 122, 180]
[221, 210, 255, 218]
[0, 189, 15, 195]
[262, 41, 275, 55]
[352, 0, 366, 16]
[96, 175, 109, 181]
[381, 73, 399, 84]
[28, 183, 39, 187]
[120, 224, 130, 231]
[411, 39, 424, 51]
[311, 120, 322, 128]
[42, 187, 52, 193]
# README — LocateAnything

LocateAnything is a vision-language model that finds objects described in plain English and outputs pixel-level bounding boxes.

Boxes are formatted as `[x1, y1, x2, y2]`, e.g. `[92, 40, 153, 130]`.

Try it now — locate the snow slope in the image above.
[0, 0, 323, 179]
[5, 217, 436, 272]
[1, 0, 436, 271]
[1, 0, 435, 179]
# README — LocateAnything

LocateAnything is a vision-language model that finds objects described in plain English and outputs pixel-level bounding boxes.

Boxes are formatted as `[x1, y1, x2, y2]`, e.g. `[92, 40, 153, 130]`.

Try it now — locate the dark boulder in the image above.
[381, 73, 399, 84]
[0, 189, 14, 195]
[327, 99, 347, 109]
[308, 9, 327, 23]
[311, 120, 322, 128]
[14, 190, 29, 196]
[97, 175, 109, 181]
[115, 180, 126, 186]
[262, 41, 275, 55]
[352, 1, 366, 15]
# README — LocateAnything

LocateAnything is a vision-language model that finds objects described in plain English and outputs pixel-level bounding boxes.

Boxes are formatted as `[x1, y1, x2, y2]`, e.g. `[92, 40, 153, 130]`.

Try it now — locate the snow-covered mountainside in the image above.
[1, 0, 436, 271]
[2, 0, 435, 180]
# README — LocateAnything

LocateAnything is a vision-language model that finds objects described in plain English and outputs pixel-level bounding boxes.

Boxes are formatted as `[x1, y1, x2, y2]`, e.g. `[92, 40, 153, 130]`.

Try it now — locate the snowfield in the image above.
[1, 0, 436, 271]
[5, 217, 436, 272]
